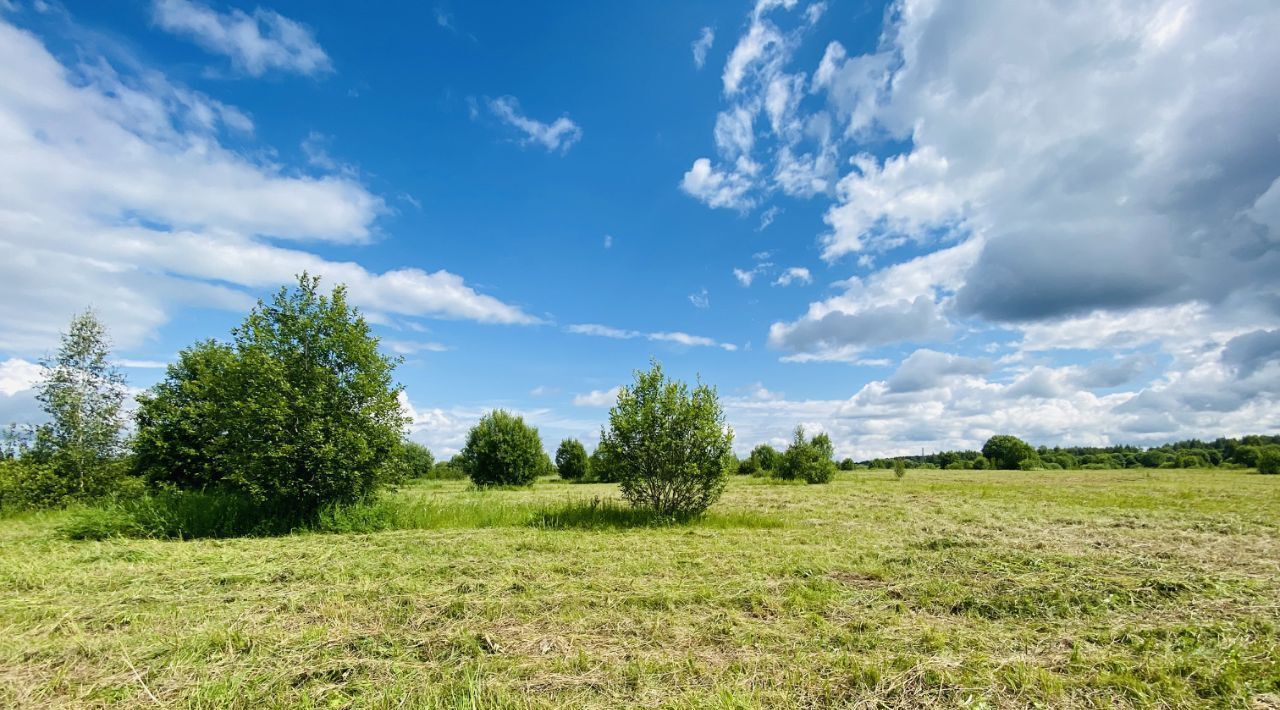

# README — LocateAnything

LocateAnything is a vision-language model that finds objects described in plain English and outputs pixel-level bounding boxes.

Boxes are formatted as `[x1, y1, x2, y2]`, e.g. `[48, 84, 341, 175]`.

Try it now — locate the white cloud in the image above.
[0, 18, 537, 354]
[572, 386, 621, 407]
[689, 288, 710, 309]
[603, 234, 613, 249]
[691, 26, 714, 69]
[565, 323, 736, 351]
[680, 157, 756, 210]
[487, 96, 582, 153]
[772, 266, 811, 287]
[757, 205, 781, 230]
[0, 358, 41, 397]
[151, 0, 331, 77]
[381, 339, 450, 355]
[769, 238, 980, 357]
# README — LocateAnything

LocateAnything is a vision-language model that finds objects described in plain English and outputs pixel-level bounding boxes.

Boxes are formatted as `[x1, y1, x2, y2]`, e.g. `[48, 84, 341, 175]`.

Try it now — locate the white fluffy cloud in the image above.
[0, 18, 537, 355]
[152, 0, 331, 77]
[487, 96, 582, 153]
[572, 387, 621, 407]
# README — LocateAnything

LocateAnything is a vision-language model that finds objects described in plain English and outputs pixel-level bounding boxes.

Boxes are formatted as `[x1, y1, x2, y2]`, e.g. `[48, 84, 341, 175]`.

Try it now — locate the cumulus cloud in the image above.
[689, 288, 711, 309]
[885, 349, 990, 393]
[572, 386, 621, 407]
[487, 96, 582, 153]
[680, 157, 755, 210]
[152, 0, 331, 77]
[1222, 329, 1280, 378]
[0, 18, 536, 355]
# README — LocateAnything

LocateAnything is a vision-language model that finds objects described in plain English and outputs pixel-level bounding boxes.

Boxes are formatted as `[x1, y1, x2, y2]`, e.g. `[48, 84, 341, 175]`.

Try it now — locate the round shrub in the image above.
[1258, 447, 1280, 475]
[748, 444, 780, 474]
[555, 438, 590, 481]
[778, 427, 837, 484]
[459, 410, 547, 487]
[737, 456, 759, 475]
[596, 361, 733, 518]
[982, 435, 1036, 470]
[400, 442, 435, 479]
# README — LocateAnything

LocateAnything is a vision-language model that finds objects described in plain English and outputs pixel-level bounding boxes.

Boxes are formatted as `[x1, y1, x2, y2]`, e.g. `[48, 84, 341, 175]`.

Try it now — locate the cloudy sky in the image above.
[1, 0, 1277, 458]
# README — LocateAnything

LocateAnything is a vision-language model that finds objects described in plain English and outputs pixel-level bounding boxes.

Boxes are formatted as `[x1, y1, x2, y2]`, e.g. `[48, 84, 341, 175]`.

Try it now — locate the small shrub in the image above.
[736, 456, 760, 475]
[1258, 447, 1280, 475]
[779, 427, 836, 484]
[555, 438, 590, 481]
[459, 410, 548, 487]
[1018, 458, 1043, 471]
[747, 444, 780, 474]
[838, 458, 856, 471]
[427, 458, 467, 480]
[893, 458, 906, 480]
[400, 441, 435, 479]
[588, 446, 621, 483]
[596, 360, 733, 518]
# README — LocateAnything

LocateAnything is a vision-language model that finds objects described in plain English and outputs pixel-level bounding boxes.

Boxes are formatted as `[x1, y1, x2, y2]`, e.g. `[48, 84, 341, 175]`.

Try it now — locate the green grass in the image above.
[2, 469, 1278, 707]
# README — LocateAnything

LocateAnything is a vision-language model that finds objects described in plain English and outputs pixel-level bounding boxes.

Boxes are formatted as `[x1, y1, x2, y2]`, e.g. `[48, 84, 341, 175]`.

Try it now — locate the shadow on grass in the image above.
[61, 491, 782, 540]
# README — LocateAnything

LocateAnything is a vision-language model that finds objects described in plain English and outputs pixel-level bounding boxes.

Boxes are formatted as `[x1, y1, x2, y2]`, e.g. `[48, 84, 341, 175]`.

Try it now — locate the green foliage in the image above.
[748, 444, 780, 473]
[0, 459, 66, 511]
[427, 458, 468, 480]
[555, 438, 590, 481]
[597, 360, 733, 517]
[983, 435, 1036, 470]
[28, 310, 127, 504]
[459, 410, 547, 487]
[736, 456, 760, 475]
[893, 458, 906, 480]
[779, 427, 837, 484]
[400, 442, 435, 479]
[133, 275, 406, 518]
[1258, 447, 1280, 475]
[838, 458, 856, 471]
[588, 446, 620, 483]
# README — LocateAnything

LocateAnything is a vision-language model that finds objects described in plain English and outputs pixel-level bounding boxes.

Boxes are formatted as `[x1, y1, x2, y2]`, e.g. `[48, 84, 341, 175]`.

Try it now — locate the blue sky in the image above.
[1, 0, 1278, 458]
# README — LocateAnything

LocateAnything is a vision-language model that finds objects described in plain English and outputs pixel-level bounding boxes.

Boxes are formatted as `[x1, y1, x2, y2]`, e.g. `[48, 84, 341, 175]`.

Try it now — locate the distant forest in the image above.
[857, 435, 1280, 471]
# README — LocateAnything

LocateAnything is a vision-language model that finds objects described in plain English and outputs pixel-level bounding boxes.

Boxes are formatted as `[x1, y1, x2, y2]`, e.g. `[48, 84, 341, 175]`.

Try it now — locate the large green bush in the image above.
[132, 275, 407, 519]
[778, 427, 836, 484]
[982, 435, 1036, 470]
[555, 438, 590, 481]
[459, 410, 548, 486]
[1258, 447, 1280, 475]
[596, 361, 733, 518]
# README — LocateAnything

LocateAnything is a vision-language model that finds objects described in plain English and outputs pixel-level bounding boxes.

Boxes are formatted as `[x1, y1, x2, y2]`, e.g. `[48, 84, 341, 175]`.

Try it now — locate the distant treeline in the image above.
[857, 435, 1280, 471]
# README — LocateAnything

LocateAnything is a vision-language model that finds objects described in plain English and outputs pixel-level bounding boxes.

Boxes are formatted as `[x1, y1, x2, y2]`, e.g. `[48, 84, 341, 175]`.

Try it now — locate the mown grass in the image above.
[2, 469, 1278, 708]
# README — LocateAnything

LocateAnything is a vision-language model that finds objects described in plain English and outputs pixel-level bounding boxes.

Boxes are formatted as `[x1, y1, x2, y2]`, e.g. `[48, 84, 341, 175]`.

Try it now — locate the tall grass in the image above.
[61, 490, 782, 540]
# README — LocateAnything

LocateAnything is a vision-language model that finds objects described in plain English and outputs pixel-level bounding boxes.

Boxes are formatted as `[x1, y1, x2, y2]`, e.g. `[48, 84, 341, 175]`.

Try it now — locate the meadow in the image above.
[2, 469, 1278, 708]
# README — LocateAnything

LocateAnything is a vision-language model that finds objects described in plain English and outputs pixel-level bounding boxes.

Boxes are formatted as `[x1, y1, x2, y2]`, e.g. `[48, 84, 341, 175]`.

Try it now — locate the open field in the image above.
[2, 469, 1278, 708]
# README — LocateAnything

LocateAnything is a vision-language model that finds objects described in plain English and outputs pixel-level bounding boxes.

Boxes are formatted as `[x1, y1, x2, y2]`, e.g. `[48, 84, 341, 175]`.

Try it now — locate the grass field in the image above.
[2, 469, 1278, 708]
